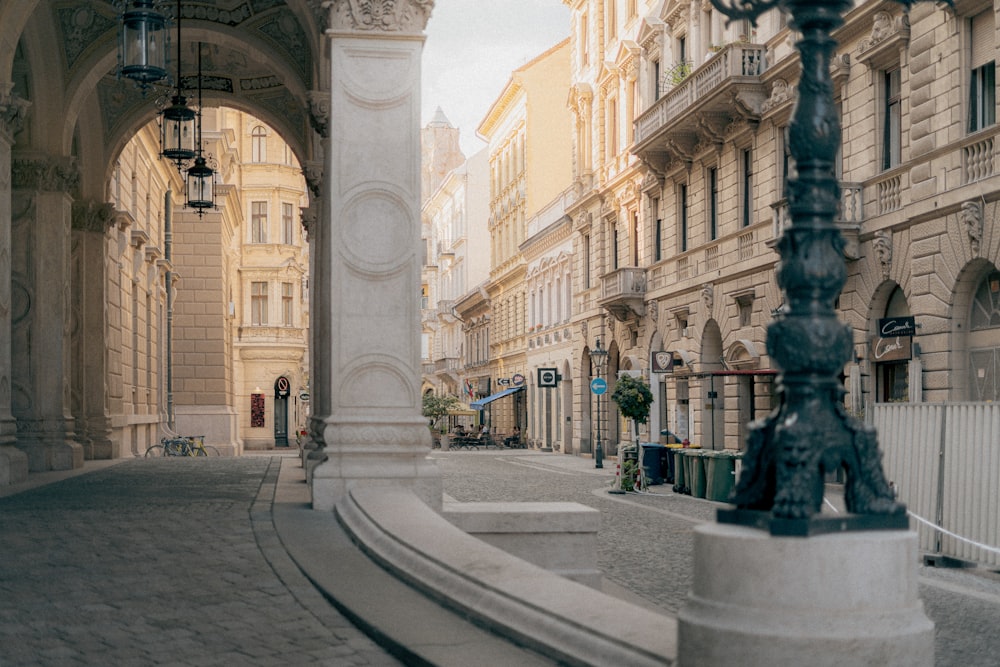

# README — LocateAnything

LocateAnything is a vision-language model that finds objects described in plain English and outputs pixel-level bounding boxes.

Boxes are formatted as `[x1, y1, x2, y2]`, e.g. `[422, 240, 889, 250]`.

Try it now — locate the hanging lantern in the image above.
[186, 154, 216, 213]
[161, 94, 196, 166]
[119, 0, 168, 89]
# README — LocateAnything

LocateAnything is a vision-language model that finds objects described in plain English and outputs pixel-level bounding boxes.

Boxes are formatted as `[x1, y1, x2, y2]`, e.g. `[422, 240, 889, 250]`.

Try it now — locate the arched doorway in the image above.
[700, 320, 725, 449]
[967, 267, 1000, 401]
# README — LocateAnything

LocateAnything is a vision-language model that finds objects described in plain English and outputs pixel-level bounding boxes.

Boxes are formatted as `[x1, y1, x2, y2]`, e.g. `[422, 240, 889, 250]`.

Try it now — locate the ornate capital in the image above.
[303, 161, 324, 199]
[324, 0, 434, 34]
[0, 89, 31, 142]
[12, 156, 80, 193]
[72, 200, 116, 233]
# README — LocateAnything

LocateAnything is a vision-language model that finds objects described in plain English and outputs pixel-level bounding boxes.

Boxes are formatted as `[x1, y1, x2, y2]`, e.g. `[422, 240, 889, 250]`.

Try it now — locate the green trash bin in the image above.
[687, 450, 707, 498]
[672, 449, 687, 493]
[704, 450, 738, 502]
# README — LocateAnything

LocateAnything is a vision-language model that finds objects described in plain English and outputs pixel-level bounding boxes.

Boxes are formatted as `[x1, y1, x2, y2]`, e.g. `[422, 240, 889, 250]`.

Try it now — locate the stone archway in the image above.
[700, 319, 725, 450]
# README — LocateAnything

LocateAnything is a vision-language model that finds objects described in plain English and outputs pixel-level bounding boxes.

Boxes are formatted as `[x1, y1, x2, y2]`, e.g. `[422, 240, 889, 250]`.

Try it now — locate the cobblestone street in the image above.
[0, 457, 398, 667]
[435, 450, 1000, 667]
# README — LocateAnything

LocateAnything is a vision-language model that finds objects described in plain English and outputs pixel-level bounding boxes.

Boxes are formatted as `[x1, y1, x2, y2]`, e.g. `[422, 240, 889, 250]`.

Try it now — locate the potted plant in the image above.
[421, 393, 462, 447]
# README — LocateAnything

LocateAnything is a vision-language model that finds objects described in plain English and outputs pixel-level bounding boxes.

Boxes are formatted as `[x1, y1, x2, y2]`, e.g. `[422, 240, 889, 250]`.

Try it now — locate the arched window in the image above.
[969, 270, 1000, 401]
[251, 126, 267, 162]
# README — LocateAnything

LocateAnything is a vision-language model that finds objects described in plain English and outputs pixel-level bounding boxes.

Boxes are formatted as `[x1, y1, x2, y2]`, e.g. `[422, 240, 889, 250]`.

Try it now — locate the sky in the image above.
[421, 1, 571, 157]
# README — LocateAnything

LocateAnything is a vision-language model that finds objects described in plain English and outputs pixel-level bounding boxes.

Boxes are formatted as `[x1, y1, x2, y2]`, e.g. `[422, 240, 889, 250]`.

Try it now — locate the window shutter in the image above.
[971, 10, 995, 70]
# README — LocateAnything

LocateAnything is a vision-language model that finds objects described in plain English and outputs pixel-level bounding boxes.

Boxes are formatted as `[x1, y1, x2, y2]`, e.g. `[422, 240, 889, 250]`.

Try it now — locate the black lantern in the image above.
[159, 0, 195, 166]
[185, 154, 215, 212]
[161, 94, 196, 166]
[119, 0, 168, 90]
[185, 43, 216, 215]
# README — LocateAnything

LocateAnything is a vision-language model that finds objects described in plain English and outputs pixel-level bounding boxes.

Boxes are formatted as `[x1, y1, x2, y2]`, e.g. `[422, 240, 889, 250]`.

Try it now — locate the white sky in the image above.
[421, 1, 571, 157]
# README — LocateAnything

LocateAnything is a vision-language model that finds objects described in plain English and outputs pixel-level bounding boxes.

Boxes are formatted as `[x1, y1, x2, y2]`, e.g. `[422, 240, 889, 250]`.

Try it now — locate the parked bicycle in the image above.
[144, 435, 220, 457]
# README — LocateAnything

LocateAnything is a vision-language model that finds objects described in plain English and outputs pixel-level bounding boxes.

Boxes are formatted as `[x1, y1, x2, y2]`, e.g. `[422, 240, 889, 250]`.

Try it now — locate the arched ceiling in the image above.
[16, 1, 326, 164]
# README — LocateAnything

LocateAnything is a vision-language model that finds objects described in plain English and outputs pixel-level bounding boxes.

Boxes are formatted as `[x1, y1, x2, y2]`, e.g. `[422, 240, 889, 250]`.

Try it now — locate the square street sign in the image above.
[538, 367, 559, 388]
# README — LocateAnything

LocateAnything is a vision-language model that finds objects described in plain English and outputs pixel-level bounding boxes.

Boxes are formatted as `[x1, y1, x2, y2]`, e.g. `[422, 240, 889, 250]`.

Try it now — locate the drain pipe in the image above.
[165, 190, 175, 432]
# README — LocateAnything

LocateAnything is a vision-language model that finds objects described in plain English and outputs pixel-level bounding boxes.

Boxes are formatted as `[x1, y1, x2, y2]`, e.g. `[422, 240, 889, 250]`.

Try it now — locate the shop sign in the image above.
[871, 336, 912, 362]
[652, 351, 683, 373]
[537, 368, 559, 387]
[498, 374, 526, 387]
[878, 316, 916, 337]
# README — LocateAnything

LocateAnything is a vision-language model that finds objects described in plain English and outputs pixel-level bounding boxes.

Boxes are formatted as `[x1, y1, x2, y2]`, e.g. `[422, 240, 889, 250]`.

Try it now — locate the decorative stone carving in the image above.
[303, 161, 324, 199]
[12, 156, 80, 193]
[308, 91, 330, 138]
[761, 79, 794, 113]
[72, 200, 116, 233]
[324, 0, 434, 33]
[872, 230, 892, 280]
[300, 206, 317, 239]
[857, 11, 909, 69]
[701, 283, 714, 312]
[0, 91, 30, 140]
[647, 299, 659, 328]
[960, 200, 983, 255]
[580, 320, 588, 340]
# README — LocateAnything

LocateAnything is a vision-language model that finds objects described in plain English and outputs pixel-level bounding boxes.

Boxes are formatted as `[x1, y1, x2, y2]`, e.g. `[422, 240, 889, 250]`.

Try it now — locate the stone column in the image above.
[11, 153, 84, 471]
[71, 200, 117, 459]
[0, 88, 29, 484]
[311, 0, 442, 511]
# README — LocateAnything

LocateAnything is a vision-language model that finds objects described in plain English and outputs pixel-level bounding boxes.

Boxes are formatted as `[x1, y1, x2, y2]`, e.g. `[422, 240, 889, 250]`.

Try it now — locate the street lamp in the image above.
[708, 0, 928, 534]
[591, 337, 609, 469]
[118, 0, 168, 92]
[160, 0, 196, 168]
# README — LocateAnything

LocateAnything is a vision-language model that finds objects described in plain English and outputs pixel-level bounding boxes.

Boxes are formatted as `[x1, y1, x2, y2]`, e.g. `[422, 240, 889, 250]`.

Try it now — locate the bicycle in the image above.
[144, 435, 220, 457]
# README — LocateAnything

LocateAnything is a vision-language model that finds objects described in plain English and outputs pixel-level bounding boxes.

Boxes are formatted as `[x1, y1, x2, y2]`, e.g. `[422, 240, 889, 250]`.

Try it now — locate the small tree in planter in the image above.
[421, 394, 461, 433]
[611, 373, 654, 448]
[611, 374, 654, 491]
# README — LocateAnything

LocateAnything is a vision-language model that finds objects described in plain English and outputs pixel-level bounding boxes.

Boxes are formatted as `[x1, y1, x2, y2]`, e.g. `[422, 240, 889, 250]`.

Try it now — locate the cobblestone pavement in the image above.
[0, 456, 399, 667]
[434, 450, 1000, 667]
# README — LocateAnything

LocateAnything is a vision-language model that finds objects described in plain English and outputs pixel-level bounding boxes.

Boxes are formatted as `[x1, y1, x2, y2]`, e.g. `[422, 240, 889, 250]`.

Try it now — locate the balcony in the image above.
[599, 267, 647, 323]
[633, 43, 767, 171]
[769, 182, 863, 259]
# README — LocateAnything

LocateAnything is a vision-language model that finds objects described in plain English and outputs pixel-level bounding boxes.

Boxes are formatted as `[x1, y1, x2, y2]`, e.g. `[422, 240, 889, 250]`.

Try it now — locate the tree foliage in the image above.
[421, 393, 461, 429]
[611, 374, 654, 425]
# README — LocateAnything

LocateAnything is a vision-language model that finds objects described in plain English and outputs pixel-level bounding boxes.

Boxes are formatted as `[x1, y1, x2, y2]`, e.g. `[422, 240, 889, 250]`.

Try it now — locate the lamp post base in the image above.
[594, 440, 603, 469]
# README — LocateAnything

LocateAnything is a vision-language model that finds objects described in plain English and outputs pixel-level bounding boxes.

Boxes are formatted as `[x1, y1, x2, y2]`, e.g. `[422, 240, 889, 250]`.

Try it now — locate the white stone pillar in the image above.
[311, 0, 441, 511]
[678, 523, 934, 666]
[10, 153, 84, 471]
[0, 88, 29, 484]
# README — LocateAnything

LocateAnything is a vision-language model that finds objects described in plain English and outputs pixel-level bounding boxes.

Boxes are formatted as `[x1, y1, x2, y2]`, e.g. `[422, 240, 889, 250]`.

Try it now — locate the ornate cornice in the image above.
[12, 156, 80, 193]
[324, 0, 434, 34]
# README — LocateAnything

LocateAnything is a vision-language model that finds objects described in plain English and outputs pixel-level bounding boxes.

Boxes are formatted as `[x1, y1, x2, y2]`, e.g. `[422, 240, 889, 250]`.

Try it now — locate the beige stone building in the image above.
[562, 0, 999, 456]
[475, 39, 575, 438]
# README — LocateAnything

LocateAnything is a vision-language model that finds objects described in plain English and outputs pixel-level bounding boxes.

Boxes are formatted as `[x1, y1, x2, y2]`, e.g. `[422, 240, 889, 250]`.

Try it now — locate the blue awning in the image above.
[470, 385, 524, 410]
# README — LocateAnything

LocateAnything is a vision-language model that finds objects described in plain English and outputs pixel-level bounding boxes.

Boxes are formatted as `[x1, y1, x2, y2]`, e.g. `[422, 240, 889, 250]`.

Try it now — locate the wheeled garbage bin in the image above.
[673, 449, 687, 493]
[640, 443, 666, 485]
[704, 450, 739, 502]
[687, 449, 707, 498]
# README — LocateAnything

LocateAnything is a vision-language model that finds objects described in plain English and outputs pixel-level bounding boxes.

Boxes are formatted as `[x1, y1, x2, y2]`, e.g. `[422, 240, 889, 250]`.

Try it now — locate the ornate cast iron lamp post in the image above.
[592, 338, 609, 469]
[708, 0, 946, 535]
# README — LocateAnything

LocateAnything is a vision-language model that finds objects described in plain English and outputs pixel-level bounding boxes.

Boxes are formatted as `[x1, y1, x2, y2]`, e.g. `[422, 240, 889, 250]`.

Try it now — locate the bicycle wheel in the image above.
[144, 445, 166, 457]
[202, 445, 221, 457]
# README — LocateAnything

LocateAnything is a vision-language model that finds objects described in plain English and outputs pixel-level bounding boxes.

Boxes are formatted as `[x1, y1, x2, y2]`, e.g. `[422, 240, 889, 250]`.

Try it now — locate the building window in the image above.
[607, 96, 619, 157]
[708, 167, 719, 241]
[652, 197, 662, 261]
[652, 59, 662, 101]
[679, 183, 688, 252]
[611, 219, 620, 270]
[882, 68, 901, 170]
[629, 208, 639, 265]
[969, 10, 996, 133]
[282, 203, 294, 244]
[606, 0, 616, 41]
[583, 233, 591, 289]
[251, 126, 267, 163]
[251, 282, 268, 326]
[251, 201, 268, 243]
[282, 282, 294, 326]
[740, 149, 753, 228]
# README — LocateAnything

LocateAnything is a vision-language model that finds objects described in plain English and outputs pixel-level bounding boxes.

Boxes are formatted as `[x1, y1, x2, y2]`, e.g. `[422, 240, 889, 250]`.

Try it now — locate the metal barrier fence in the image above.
[875, 402, 1000, 567]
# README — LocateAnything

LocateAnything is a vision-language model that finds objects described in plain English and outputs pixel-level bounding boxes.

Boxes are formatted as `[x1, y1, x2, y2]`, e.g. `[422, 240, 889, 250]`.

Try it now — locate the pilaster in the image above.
[311, 0, 442, 510]
[10, 152, 84, 471]
[0, 87, 29, 483]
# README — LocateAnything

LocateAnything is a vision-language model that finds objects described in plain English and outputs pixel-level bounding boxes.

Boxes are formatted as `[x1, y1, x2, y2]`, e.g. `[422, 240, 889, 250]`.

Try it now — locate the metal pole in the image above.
[595, 369, 603, 469]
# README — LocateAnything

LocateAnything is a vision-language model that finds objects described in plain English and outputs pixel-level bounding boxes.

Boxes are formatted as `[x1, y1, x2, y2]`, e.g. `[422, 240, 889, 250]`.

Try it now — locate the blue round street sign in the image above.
[590, 377, 608, 395]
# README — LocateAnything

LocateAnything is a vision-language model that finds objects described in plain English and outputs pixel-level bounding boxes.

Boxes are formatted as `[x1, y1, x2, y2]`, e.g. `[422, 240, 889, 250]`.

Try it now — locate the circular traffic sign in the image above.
[590, 377, 608, 395]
